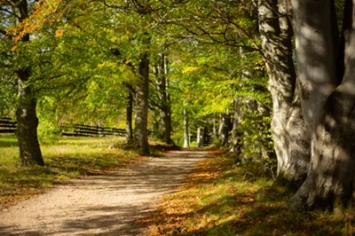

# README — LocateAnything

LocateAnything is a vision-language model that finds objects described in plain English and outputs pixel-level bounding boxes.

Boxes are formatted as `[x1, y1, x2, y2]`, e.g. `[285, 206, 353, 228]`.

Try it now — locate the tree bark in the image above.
[15, 0, 44, 166]
[126, 90, 134, 144]
[283, 88, 310, 184]
[229, 99, 242, 155]
[158, 53, 173, 144]
[183, 107, 189, 148]
[197, 127, 205, 148]
[258, 0, 309, 184]
[16, 68, 44, 166]
[134, 52, 150, 155]
[212, 119, 217, 140]
[291, 0, 337, 133]
[218, 114, 231, 146]
[288, 0, 355, 210]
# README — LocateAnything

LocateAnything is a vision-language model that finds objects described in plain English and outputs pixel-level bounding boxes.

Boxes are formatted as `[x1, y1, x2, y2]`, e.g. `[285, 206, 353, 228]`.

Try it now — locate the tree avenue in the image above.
[2, 0, 355, 211]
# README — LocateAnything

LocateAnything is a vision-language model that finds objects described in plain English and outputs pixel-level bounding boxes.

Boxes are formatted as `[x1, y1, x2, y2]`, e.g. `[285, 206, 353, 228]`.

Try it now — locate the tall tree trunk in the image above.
[158, 53, 173, 144]
[283, 87, 310, 184]
[134, 52, 150, 155]
[229, 98, 242, 155]
[15, 0, 44, 166]
[289, 0, 355, 210]
[126, 90, 134, 144]
[197, 127, 205, 148]
[16, 68, 44, 166]
[258, 0, 309, 184]
[218, 114, 231, 146]
[212, 119, 217, 140]
[183, 105, 189, 148]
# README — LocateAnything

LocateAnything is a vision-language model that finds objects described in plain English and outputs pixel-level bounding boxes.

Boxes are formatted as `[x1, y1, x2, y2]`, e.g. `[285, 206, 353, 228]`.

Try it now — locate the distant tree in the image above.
[135, 50, 150, 154]
[151, 52, 174, 144]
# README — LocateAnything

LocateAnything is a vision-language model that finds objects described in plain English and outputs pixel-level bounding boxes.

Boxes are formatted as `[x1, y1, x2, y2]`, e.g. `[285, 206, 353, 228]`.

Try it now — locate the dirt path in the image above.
[0, 150, 209, 236]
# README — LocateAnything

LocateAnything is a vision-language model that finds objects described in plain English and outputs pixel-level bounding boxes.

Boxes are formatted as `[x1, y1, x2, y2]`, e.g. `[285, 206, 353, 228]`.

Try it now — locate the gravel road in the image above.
[0, 150, 209, 236]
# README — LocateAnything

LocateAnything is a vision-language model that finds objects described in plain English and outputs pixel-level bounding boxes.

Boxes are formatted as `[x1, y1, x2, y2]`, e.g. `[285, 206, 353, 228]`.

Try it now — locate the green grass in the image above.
[0, 135, 141, 207]
[0, 135, 18, 147]
[142, 151, 347, 236]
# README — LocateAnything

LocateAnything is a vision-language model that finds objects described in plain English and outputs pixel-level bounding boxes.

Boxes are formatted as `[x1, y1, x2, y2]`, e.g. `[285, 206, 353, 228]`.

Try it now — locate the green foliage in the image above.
[237, 106, 273, 160]
[168, 36, 272, 159]
[37, 119, 60, 144]
[1, 0, 274, 174]
[335, 0, 345, 31]
[0, 135, 18, 147]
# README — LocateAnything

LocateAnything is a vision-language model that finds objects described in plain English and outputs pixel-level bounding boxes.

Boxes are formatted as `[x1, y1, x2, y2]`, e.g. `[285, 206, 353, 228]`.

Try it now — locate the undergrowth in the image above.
[141, 151, 347, 236]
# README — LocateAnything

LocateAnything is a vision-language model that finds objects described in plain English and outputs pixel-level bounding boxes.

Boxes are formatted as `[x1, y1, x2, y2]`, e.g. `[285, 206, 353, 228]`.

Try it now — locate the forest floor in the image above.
[0, 149, 209, 236]
[0, 146, 348, 236]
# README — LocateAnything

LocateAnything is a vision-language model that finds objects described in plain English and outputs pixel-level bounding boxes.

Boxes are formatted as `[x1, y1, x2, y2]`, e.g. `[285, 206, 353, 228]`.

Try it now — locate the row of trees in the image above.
[1, 0, 355, 211]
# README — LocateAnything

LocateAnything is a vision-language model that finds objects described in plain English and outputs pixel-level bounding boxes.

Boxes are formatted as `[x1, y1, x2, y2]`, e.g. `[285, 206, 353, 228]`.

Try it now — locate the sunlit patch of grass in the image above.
[0, 135, 18, 147]
[0, 136, 141, 208]
[141, 153, 345, 236]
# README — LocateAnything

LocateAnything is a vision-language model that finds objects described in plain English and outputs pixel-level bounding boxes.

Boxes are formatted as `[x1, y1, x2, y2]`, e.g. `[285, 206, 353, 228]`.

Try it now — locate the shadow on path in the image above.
[0, 150, 210, 236]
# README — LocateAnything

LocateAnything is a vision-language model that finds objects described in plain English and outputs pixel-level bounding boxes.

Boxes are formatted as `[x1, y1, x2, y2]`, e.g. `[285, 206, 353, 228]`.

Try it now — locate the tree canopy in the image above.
[1, 0, 355, 211]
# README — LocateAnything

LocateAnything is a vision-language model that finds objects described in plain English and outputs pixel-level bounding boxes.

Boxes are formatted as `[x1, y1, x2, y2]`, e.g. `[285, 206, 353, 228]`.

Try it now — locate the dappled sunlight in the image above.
[1, 0, 354, 233]
[0, 149, 207, 235]
[143, 154, 345, 235]
[0, 136, 140, 208]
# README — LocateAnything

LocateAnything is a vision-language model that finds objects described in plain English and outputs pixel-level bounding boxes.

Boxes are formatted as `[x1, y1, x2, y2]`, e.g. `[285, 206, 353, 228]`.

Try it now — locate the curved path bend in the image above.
[0, 150, 209, 236]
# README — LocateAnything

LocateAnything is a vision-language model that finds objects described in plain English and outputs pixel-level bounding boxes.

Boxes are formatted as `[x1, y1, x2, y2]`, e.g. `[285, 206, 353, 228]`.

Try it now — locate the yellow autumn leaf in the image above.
[182, 66, 199, 74]
[11, 45, 18, 52]
[55, 29, 63, 38]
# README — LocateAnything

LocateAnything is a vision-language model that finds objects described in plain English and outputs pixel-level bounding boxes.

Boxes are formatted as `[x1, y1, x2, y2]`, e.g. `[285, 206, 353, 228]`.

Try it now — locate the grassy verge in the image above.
[0, 135, 142, 208]
[141, 151, 346, 236]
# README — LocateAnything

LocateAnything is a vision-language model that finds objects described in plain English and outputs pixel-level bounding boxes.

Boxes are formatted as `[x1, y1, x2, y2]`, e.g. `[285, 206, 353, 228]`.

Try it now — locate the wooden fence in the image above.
[60, 123, 126, 137]
[0, 118, 126, 137]
[0, 118, 16, 134]
[0, 117, 150, 138]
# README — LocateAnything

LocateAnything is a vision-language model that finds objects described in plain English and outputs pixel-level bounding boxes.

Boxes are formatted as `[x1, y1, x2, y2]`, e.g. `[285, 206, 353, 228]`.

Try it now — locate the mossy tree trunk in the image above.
[15, 0, 44, 166]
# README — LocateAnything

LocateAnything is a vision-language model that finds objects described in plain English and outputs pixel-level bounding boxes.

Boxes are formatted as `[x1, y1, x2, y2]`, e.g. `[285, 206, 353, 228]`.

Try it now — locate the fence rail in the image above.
[0, 118, 142, 139]
[60, 123, 126, 137]
[0, 118, 17, 134]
